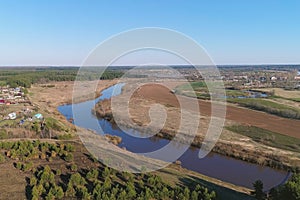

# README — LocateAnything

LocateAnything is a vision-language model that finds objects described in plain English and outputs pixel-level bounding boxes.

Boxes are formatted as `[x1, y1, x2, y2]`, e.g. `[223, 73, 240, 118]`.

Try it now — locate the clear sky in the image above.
[0, 0, 300, 66]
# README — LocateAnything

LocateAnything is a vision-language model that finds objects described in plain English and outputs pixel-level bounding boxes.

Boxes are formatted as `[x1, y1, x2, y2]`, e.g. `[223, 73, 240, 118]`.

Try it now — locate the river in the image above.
[58, 83, 288, 190]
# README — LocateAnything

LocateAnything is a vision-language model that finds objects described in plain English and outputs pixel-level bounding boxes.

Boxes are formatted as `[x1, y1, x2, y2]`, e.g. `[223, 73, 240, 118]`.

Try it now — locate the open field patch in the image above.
[226, 125, 300, 153]
[227, 98, 300, 120]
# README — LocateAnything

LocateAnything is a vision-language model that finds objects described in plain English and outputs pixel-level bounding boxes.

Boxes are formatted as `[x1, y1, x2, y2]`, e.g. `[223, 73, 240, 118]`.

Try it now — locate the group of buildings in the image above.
[220, 70, 300, 89]
[0, 86, 29, 105]
[4, 108, 43, 124]
[0, 86, 40, 123]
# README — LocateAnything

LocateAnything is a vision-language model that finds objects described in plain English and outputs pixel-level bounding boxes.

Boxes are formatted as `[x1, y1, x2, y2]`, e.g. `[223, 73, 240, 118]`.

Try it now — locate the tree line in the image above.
[28, 165, 216, 200]
[0, 68, 124, 88]
[253, 174, 300, 200]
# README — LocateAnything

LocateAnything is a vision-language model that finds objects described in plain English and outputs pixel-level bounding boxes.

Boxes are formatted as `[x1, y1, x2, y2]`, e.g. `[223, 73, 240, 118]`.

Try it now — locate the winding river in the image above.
[58, 83, 288, 190]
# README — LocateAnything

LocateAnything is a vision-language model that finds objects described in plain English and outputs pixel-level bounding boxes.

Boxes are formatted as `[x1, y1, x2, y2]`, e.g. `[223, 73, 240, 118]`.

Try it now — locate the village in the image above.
[220, 69, 300, 89]
[179, 66, 300, 89]
[0, 86, 28, 105]
[0, 86, 45, 137]
[124, 65, 300, 89]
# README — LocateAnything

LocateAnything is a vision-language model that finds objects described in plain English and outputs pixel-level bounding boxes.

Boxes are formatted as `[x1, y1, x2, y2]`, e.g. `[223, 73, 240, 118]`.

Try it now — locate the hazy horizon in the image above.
[0, 64, 300, 68]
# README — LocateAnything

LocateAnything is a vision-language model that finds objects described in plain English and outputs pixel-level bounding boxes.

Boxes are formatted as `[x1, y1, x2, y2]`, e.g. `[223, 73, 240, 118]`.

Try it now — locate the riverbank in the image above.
[95, 105, 299, 171]
[28, 80, 253, 198]
[0, 131, 254, 200]
[94, 82, 300, 172]
[29, 80, 118, 107]
[70, 119, 255, 199]
[28, 80, 117, 130]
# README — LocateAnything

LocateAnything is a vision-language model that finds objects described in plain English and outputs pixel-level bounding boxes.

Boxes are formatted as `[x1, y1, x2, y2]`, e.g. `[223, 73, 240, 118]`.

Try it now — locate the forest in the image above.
[0, 67, 124, 88]
[0, 140, 217, 200]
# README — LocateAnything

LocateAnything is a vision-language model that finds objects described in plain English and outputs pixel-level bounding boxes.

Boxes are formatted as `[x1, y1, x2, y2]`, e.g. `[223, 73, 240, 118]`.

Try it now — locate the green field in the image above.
[227, 98, 300, 119]
[290, 98, 300, 102]
[225, 89, 249, 98]
[271, 95, 300, 103]
[226, 125, 300, 152]
[176, 81, 264, 100]
[176, 82, 300, 119]
[174, 81, 209, 99]
[175, 82, 250, 100]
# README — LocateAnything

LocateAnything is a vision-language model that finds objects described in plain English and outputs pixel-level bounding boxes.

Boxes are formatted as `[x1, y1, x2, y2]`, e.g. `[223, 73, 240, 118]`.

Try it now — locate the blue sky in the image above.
[0, 1, 300, 66]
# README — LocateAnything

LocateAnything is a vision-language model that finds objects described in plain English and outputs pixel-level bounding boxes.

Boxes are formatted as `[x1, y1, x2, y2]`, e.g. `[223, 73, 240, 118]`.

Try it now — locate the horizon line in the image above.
[0, 63, 300, 68]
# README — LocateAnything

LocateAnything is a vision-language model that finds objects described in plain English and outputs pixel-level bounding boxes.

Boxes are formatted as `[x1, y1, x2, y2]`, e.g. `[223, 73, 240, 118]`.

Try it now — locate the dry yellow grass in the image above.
[28, 80, 117, 128]
[256, 88, 300, 99]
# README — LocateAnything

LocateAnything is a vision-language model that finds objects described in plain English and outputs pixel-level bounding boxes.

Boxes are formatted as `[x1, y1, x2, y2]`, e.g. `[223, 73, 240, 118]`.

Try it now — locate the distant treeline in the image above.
[0, 68, 124, 88]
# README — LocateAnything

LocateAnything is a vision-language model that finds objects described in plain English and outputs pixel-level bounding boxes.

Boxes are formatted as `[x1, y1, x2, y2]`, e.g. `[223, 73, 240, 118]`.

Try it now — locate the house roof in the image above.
[34, 113, 43, 118]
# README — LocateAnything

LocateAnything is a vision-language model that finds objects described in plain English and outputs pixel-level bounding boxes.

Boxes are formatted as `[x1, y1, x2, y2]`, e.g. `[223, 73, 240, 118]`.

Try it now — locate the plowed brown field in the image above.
[135, 83, 300, 139]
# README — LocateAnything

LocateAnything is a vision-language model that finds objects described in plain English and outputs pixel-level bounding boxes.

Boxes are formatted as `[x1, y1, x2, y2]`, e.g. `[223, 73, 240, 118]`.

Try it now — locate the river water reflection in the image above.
[58, 83, 287, 190]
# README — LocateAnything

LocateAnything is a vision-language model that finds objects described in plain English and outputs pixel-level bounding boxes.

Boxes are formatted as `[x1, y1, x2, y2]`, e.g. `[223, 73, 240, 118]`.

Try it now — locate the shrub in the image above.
[70, 164, 77, 172]
[38, 165, 55, 184]
[65, 183, 76, 197]
[55, 169, 61, 176]
[77, 186, 90, 199]
[40, 153, 46, 160]
[64, 144, 75, 152]
[86, 168, 99, 180]
[64, 153, 73, 162]
[0, 154, 5, 163]
[31, 184, 44, 198]
[50, 150, 57, 158]
[47, 185, 64, 199]
[69, 172, 86, 187]
[102, 167, 110, 178]
[57, 134, 73, 140]
[15, 162, 23, 170]
[22, 161, 33, 171]
[30, 177, 38, 186]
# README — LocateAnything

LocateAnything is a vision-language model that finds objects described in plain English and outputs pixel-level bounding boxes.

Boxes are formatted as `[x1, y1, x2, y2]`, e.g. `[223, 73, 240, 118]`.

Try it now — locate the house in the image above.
[14, 95, 22, 99]
[1, 89, 8, 93]
[33, 113, 43, 120]
[14, 87, 21, 93]
[295, 76, 300, 80]
[270, 76, 277, 81]
[8, 112, 16, 120]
